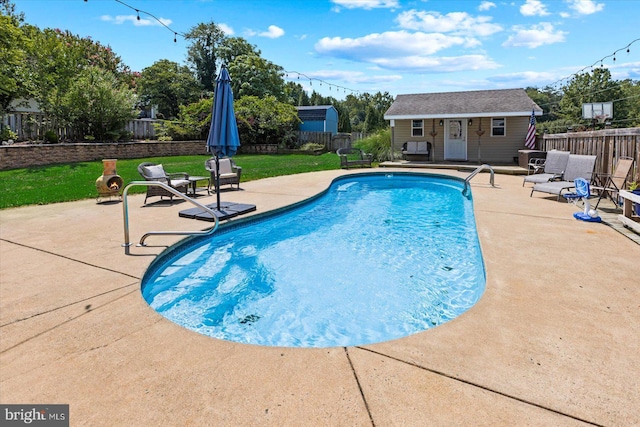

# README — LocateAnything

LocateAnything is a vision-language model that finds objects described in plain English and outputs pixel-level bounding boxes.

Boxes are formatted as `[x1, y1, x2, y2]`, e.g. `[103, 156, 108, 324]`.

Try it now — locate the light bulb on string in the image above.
[136, 9, 140, 20]
[174, 32, 177, 43]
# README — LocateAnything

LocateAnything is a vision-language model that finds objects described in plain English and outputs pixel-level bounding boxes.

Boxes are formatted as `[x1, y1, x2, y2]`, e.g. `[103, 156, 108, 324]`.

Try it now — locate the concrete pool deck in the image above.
[1, 168, 638, 426]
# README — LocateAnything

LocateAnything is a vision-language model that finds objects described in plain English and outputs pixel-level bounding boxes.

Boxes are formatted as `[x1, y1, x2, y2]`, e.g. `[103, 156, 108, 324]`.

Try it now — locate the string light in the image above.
[284, 70, 361, 96]
[547, 37, 639, 90]
[91, 0, 367, 97]
[101, 0, 188, 42]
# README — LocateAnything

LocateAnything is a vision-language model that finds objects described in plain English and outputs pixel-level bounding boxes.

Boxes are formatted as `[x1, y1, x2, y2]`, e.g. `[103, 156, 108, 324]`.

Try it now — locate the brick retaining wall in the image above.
[0, 142, 280, 170]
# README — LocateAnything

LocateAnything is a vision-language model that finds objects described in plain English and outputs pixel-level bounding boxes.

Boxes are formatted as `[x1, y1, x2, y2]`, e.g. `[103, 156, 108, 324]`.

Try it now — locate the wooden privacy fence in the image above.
[542, 127, 640, 182]
[5, 113, 161, 141]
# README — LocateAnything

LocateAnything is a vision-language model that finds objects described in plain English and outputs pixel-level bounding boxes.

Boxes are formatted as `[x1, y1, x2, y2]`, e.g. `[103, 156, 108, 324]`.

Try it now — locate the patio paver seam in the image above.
[0, 280, 139, 328]
[1, 238, 141, 279]
[0, 288, 139, 355]
[356, 347, 605, 427]
[344, 347, 376, 427]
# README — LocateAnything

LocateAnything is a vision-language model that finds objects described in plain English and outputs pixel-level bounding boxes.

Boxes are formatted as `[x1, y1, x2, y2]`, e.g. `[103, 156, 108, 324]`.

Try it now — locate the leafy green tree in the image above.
[0, 14, 30, 115]
[164, 98, 213, 140]
[234, 95, 300, 145]
[218, 37, 260, 67]
[185, 21, 226, 92]
[559, 68, 622, 126]
[284, 81, 310, 106]
[342, 91, 394, 133]
[617, 79, 640, 127]
[333, 102, 351, 133]
[21, 25, 132, 133]
[227, 55, 286, 101]
[61, 66, 136, 140]
[137, 59, 201, 119]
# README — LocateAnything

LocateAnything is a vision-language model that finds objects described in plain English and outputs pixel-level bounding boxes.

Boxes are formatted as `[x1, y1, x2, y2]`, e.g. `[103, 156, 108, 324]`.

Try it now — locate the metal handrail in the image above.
[122, 181, 219, 254]
[463, 164, 496, 196]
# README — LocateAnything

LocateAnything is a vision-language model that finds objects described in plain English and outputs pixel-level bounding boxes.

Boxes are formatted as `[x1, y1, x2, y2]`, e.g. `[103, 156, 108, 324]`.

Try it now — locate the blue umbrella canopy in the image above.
[206, 65, 240, 157]
[206, 65, 240, 210]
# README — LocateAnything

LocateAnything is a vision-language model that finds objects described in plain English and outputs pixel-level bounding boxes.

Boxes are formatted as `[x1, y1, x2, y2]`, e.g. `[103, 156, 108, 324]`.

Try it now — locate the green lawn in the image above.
[0, 153, 346, 209]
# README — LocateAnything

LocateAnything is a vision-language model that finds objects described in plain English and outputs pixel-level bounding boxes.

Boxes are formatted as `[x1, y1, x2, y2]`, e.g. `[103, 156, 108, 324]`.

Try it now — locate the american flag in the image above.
[525, 109, 536, 149]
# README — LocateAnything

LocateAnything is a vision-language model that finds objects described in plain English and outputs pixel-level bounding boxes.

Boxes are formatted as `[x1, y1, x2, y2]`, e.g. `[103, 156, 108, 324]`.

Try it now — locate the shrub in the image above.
[0, 128, 18, 142]
[354, 129, 391, 161]
[44, 130, 59, 144]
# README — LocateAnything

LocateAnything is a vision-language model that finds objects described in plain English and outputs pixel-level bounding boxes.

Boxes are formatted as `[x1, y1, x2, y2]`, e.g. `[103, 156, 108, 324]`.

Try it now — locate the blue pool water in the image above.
[141, 173, 486, 348]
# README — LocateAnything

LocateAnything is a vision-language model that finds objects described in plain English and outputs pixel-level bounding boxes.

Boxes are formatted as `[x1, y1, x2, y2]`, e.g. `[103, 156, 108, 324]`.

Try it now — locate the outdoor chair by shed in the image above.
[591, 156, 634, 209]
[522, 150, 570, 186]
[336, 147, 373, 169]
[205, 157, 242, 191]
[137, 162, 190, 204]
[530, 154, 597, 201]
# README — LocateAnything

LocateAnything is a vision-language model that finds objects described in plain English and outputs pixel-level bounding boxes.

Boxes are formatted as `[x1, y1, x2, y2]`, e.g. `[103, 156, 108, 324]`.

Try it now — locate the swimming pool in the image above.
[141, 173, 486, 348]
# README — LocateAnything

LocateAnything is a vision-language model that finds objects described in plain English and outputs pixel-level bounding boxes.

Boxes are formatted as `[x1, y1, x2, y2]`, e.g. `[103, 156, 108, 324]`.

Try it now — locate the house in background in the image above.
[296, 105, 338, 135]
[384, 88, 543, 164]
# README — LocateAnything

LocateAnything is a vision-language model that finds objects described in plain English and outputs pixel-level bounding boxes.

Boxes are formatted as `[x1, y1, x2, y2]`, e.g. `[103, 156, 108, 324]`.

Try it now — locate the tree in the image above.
[284, 81, 310, 106]
[0, 14, 29, 115]
[61, 66, 136, 140]
[218, 37, 260, 67]
[227, 55, 286, 101]
[617, 79, 640, 128]
[234, 95, 300, 145]
[137, 59, 201, 119]
[185, 21, 226, 92]
[559, 68, 622, 126]
[163, 98, 213, 140]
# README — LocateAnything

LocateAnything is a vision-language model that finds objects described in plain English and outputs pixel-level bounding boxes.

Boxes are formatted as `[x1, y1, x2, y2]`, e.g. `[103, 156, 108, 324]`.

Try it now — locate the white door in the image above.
[444, 119, 467, 160]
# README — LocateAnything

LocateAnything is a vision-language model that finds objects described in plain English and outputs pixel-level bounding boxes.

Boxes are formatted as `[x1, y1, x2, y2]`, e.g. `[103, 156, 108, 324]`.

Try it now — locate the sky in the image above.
[13, 0, 640, 99]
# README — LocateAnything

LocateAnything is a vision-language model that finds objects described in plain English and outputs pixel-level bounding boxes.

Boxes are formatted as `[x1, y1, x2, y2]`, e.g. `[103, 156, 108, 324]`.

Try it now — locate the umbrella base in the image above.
[178, 202, 256, 222]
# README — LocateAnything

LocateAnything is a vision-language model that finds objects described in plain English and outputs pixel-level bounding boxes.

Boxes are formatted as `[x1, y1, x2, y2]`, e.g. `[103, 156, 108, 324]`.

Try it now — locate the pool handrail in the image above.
[122, 181, 219, 254]
[463, 164, 496, 196]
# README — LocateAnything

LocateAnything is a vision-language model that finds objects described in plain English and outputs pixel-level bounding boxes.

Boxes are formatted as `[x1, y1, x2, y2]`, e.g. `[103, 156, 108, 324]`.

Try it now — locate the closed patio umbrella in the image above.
[206, 64, 240, 210]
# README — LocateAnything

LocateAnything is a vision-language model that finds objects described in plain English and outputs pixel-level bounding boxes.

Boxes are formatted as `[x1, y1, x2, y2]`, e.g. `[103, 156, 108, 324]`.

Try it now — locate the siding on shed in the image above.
[393, 116, 529, 163]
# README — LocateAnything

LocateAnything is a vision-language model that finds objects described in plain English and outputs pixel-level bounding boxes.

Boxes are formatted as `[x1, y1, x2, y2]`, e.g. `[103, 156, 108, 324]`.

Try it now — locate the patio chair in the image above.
[137, 162, 190, 204]
[591, 156, 634, 209]
[522, 150, 570, 186]
[205, 157, 242, 191]
[530, 154, 597, 201]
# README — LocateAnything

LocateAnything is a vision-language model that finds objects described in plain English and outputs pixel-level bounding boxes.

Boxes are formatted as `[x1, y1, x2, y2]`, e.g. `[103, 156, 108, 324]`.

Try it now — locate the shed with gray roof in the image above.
[384, 88, 542, 163]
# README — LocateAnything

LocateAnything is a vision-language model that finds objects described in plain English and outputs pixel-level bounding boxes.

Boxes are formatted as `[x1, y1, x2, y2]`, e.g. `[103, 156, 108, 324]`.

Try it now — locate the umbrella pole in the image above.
[215, 155, 221, 211]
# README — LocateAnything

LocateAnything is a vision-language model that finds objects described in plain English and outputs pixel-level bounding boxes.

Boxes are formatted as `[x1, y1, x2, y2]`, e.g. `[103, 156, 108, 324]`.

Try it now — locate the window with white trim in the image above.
[491, 118, 505, 136]
[411, 119, 424, 137]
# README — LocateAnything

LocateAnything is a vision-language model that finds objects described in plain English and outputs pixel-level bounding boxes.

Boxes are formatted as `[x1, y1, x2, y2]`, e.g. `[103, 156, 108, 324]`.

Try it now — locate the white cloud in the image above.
[315, 31, 499, 73]
[316, 31, 470, 58]
[565, 0, 605, 15]
[396, 10, 503, 37]
[479, 1, 496, 11]
[246, 25, 285, 39]
[502, 23, 567, 48]
[218, 23, 234, 35]
[520, 0, 550, 16]
[259, 25, 285, 39]
[330, 0, 399, 10]
[100, 14, 172, 27]
[372, 55, 500, 72]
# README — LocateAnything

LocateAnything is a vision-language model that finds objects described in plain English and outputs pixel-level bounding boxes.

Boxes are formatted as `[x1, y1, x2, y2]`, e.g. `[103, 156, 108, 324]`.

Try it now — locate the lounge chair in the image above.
[530, 154, 597, 201]
[591, 156, 634, 209]
[522, 150, 570, 186]
[205, 157, 242, 191]
[137, 162, 190, 204]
